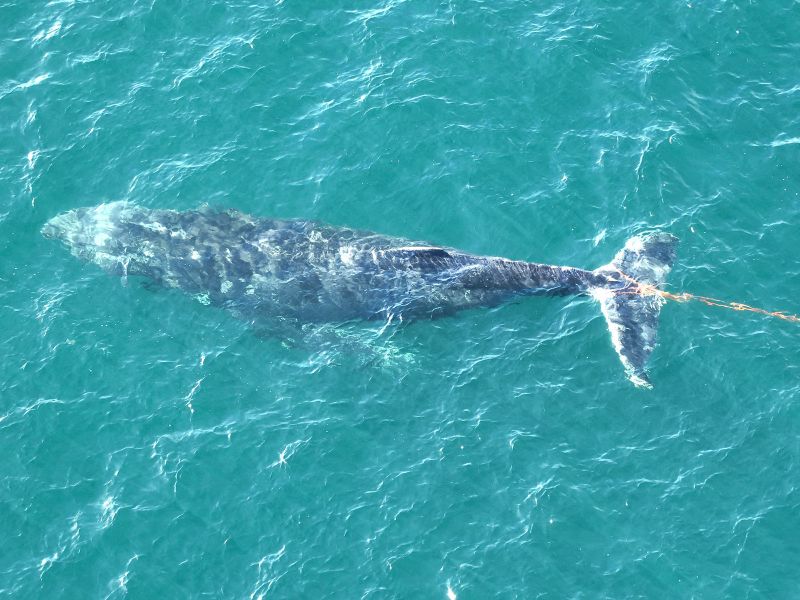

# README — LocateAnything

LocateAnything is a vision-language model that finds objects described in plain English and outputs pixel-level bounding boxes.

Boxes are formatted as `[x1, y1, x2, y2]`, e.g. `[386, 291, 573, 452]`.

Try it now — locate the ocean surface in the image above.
[2, 1, 800, 598]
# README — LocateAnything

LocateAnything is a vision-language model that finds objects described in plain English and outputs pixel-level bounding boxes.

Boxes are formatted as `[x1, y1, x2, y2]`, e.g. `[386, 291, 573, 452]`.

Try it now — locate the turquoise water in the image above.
[2, 1, 800, 597]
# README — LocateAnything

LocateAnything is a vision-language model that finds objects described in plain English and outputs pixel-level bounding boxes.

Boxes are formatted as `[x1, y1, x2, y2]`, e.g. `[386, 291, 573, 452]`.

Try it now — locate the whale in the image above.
[41, 202, 677, 386]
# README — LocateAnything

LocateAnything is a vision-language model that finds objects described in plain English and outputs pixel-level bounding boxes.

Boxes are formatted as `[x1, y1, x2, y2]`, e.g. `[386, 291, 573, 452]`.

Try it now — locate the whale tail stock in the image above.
[591, 232, 679, 388]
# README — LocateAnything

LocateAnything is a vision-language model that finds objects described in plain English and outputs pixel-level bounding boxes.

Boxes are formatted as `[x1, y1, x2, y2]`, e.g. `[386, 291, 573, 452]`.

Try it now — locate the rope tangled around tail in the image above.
[617, 274, 800, 325]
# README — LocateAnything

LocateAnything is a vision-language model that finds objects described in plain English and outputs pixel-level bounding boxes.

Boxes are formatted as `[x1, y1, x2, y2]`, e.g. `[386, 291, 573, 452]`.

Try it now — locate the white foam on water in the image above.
[26, 150, 39, 170]
[19, 73, 50, 89]
[593, 228, 606, 246]
[624, 236, 645, 253]
[446, 583, 457, 600]
[100, 495, 118, 527]
[33, 19, 62, 42]
[38, 551, 60, 574]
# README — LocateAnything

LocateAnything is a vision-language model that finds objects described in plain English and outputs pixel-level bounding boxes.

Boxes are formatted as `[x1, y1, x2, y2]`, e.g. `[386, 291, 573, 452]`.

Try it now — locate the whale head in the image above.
[42, 202, 160, 275]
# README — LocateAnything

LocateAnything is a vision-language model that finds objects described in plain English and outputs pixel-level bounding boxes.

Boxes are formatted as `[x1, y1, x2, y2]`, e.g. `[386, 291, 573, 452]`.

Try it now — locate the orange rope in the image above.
[616, 273, 800, 325]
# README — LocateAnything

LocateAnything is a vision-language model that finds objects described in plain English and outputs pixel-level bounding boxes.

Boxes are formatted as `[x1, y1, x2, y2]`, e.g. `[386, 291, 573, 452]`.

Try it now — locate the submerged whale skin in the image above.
[42, 202, 678, 387]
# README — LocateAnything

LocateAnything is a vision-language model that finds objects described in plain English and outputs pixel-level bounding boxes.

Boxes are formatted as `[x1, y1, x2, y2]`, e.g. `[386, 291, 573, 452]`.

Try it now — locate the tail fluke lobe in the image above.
[593, 233, 678, 388]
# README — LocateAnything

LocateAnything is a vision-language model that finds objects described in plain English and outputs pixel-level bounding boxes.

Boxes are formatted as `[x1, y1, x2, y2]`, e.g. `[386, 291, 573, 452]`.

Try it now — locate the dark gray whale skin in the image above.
[41, 202, 611, 321]
[42, 202, 677, 386]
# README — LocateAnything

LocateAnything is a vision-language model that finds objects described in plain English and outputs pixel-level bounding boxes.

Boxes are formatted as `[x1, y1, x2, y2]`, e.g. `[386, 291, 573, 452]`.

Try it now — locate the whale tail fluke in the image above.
[593, 232, 678, 388]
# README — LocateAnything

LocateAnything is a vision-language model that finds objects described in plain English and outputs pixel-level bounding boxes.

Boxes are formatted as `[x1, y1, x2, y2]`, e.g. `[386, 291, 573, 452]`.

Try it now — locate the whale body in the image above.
[42, 202, 677, 386]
